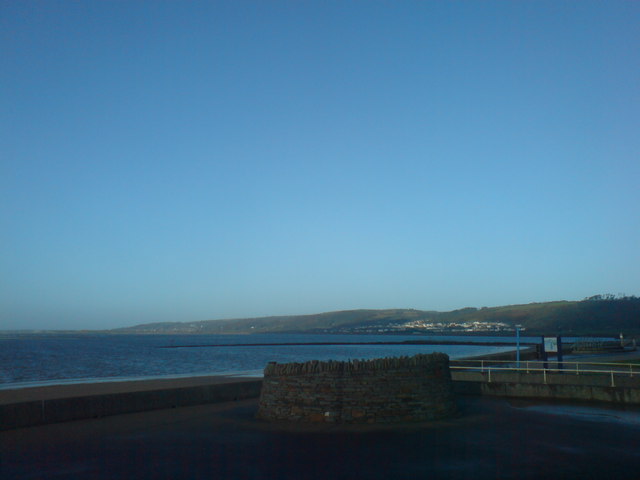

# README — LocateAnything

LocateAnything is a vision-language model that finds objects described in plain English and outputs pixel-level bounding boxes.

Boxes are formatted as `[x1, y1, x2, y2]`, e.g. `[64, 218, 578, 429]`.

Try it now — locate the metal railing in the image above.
[450, 359, 640, 387]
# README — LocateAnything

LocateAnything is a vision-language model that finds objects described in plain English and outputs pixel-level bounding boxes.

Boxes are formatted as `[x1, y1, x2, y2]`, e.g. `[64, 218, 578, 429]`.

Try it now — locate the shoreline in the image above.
[0, 370, 263, 393]
[4, 347, 639, 404]
[1, 347, 514, 430]
[0, 374, 261, 406]
[1, 343, 517, 392]
[3, 348, 638, 431]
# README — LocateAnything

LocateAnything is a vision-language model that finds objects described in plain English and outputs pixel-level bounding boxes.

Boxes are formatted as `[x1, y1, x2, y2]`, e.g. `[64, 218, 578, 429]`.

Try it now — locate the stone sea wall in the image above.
[1, 379, 263, 431]
[257, 353, 456, 424]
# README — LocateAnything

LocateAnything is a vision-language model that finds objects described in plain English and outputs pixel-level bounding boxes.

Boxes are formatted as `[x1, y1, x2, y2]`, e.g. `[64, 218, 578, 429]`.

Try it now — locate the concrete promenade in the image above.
[0, 376, 262, 431]
[452, 350, 640, 405]
[2, 395, 640, 479]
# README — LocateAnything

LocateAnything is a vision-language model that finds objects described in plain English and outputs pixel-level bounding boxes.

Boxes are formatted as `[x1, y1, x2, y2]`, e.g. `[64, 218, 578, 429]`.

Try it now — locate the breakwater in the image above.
[1, 334, 520, 386]
[159, 340, 530, 348]
[257, 353, 457, 424]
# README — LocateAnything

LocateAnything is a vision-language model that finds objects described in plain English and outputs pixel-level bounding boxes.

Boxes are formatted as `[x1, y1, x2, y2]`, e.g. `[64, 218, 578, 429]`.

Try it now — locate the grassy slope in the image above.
[438, 299, 640, 335]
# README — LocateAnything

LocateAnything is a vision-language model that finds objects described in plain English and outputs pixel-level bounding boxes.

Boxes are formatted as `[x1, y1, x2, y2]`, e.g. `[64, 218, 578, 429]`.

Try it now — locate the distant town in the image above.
[319, 320, 515, 335]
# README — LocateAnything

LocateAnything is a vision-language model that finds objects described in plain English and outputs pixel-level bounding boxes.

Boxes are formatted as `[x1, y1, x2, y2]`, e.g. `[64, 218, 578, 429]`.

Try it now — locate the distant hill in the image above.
[110, 296, 640, 336]
[111, 309, 429, 335]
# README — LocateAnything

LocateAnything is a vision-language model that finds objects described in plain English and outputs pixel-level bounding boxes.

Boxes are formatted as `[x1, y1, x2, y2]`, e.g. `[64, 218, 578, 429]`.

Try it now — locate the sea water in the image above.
[0, 333, 520, 388]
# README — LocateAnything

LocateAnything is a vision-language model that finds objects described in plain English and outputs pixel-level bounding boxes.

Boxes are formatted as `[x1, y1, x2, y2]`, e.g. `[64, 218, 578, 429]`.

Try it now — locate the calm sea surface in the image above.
[0, 333, 524, 388]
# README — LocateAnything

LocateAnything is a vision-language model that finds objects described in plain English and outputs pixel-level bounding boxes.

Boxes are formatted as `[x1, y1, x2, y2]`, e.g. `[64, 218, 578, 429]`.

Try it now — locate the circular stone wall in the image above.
[257, 353, 457, 424]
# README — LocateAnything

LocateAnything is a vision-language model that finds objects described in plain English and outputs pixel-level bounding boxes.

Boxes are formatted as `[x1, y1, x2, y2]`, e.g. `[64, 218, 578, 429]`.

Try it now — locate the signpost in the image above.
[544, 337, 558, 353]
[543, 335, 563, 371]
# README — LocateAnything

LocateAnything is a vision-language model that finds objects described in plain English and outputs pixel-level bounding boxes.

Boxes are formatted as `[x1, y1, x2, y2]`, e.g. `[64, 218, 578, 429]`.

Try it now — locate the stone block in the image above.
[257, 354, 456, 423]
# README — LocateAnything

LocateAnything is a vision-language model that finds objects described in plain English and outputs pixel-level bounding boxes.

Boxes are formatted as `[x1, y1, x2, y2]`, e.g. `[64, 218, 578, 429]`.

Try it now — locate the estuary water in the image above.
[0, 333, 519, 389]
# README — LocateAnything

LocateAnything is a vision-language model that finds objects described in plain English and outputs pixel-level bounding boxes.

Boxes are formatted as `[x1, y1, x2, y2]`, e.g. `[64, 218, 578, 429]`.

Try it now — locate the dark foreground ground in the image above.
[2, 396, 639, 480]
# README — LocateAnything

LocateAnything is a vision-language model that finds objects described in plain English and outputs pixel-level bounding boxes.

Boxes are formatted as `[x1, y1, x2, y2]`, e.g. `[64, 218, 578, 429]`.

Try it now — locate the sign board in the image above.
[544, 337, 558, 353]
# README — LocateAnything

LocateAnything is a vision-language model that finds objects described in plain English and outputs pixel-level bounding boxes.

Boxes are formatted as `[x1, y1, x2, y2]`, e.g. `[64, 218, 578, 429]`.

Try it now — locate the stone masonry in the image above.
[257, 353, 457, 424]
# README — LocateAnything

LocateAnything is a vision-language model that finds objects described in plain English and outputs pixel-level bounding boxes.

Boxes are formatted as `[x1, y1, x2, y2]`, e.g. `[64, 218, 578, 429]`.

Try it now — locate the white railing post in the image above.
[543, 369, 547, 384]
[610, 371, 615, 387]
[488, 369, 492, 383]
[576, 363, 579, 375]
[630, 364, 633, 378]
[526, 361, 530, 374]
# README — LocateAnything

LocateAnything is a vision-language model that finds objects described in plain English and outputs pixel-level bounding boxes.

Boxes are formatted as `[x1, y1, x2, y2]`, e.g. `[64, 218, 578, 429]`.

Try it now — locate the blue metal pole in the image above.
[516, 326, 521, 368]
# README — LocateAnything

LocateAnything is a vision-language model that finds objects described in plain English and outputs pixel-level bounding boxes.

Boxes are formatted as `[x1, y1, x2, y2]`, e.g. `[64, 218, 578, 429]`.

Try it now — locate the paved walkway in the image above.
[0, 375, 257, 405]
[2, 396, 639, 479]
[568, 350, 640, 364]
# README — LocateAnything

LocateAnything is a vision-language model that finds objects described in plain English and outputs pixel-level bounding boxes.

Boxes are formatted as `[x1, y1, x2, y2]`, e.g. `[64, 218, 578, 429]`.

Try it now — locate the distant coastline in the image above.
[108, 296, 640, 337]
[2, 296, 638, 338]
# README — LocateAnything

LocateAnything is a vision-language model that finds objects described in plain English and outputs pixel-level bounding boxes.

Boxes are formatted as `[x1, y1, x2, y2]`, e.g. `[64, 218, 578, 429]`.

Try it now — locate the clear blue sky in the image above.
[2, 1, 638, 330]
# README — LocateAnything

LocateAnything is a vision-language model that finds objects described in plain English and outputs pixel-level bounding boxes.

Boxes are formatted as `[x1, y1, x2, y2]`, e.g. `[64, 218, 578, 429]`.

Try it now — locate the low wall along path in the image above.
[257, 353, 457, 424]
